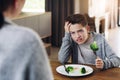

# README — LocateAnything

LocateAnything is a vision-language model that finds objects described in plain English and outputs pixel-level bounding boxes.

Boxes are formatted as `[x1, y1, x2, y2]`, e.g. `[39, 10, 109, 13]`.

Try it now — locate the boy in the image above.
[58, 14, 120, 70]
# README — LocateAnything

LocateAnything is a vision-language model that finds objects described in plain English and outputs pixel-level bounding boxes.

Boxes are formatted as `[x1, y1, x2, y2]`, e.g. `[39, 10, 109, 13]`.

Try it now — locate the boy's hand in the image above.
[95, 57, 104, 69]
[64, 22, 71, 33]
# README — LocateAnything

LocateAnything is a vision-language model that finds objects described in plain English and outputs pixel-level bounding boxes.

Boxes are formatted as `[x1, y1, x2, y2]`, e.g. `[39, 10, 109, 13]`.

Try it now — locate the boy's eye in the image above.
[70, 32, 75, 35]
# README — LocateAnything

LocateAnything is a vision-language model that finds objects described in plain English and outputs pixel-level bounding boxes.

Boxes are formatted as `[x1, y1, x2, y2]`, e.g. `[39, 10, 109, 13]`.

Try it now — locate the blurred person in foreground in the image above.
[0, 0, 53, 80]
[58, 14, 120, 70]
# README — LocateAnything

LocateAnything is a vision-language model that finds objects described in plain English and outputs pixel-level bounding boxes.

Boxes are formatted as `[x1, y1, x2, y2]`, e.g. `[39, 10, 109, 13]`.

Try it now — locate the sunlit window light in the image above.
[22, 0, 45, 12]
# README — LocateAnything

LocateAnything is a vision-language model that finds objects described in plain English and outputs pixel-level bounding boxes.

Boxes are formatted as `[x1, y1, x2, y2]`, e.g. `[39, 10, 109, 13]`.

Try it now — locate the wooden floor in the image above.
[49, 27, 120, 61]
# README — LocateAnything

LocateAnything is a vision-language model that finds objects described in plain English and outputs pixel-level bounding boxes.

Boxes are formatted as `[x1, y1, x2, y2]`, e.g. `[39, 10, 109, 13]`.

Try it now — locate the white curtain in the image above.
[88, 0, 118, 28]
[108, 0, 118, 28]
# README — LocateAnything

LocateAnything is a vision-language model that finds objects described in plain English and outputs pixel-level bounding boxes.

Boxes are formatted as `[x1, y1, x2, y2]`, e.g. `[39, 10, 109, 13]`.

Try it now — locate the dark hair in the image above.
[65, 14, 88, 26]
[0, 13, 4, 28]
[0, 0, 15, 28]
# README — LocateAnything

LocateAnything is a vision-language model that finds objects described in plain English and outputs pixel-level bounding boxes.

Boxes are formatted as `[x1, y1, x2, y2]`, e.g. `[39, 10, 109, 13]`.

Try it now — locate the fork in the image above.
[63, 64, 69, 74]
[93, 51, 99, 59]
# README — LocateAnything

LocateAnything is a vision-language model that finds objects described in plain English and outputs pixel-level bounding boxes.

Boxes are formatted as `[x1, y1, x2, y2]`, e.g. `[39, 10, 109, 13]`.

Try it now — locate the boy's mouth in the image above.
[76, 38, 83, 42]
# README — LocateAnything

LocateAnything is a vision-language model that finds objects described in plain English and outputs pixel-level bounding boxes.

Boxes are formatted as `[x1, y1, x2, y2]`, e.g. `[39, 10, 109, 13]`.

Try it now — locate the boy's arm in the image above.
[102, 37, 120, 69]
[58, 32, 72, 64]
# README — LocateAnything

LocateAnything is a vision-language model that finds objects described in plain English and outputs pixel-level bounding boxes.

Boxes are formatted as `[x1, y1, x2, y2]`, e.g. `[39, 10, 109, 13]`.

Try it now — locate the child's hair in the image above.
[0, 0, 15, 28]
[65, 14, 88, 27]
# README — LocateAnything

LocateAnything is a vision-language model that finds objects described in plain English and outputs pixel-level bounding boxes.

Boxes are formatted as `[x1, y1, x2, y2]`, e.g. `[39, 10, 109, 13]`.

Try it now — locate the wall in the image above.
[74, 0, 88, 14]
[80, 0, 88, 14]
[12, 12, 51, 39]
[74, 0, 81, 13]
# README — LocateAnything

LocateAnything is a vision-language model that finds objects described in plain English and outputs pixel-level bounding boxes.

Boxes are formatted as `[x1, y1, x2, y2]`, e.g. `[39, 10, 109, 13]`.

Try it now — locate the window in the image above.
[22, 0, 45, 12]
[118, 0, 120, 26]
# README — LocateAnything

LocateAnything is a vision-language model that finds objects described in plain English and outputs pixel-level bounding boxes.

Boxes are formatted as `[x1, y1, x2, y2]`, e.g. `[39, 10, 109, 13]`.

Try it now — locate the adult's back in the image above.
[0, 0, 53, 80]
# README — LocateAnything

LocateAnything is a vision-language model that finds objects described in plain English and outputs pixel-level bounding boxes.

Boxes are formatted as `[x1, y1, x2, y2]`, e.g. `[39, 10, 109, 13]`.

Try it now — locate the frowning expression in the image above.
[69, 24, 89, 44]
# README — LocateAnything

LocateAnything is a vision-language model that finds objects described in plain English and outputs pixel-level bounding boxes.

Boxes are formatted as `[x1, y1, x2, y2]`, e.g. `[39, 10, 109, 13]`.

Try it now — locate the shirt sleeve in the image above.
[58, 32, 72, 63]
[102, 36, 120, 69]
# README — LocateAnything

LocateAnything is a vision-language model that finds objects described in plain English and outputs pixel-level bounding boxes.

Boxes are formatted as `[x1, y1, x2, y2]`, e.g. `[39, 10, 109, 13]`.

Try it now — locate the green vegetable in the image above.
[66, 66, 74, 72]
[81, 67, 86, 74]
[90, 41, 99, 51]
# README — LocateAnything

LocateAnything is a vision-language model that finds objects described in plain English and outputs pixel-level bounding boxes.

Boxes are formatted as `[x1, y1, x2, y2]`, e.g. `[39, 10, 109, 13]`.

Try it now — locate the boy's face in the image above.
[69, 24, 89, 44]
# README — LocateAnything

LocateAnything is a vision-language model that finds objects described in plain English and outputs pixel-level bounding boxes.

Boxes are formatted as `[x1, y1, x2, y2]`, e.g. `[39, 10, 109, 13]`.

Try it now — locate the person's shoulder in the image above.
[4, 19, 42, 45]
[92, 32, 104, 38]
[9, 24, 41, 43]
[20, 26, 41, 41]
[91, 32, 106, 43]
[19, 26, 39, 36]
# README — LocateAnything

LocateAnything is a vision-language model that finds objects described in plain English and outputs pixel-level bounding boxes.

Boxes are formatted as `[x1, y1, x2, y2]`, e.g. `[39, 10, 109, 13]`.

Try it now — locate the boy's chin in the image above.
[76, 41, 84, 44]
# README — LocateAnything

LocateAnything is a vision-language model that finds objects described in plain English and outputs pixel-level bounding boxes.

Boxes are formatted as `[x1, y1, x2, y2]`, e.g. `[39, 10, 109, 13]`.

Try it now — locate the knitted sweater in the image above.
[58, 32, 120, 69]
[0, 18, 53, 80]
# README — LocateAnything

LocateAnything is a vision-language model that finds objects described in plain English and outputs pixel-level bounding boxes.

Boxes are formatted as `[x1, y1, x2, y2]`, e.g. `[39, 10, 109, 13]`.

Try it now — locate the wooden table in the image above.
[50, 61, 120, 80]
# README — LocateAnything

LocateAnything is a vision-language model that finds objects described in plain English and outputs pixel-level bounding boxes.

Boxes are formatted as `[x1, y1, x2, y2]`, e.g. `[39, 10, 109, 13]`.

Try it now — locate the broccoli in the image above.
[81, 67, 86, 74]
[66, 66, 74, 73]
[90, 41, 99, 51]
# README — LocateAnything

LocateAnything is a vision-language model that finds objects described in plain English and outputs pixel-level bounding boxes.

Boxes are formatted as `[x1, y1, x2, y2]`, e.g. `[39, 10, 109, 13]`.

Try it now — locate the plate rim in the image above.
[56, 64, 94, 77]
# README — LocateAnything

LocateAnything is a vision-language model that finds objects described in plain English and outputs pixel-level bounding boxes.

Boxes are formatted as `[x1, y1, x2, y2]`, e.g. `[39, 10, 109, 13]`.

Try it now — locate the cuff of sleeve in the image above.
[65, 32, 70, 37]
[101, 60, 106, 70]
[63, 32, 71, 40]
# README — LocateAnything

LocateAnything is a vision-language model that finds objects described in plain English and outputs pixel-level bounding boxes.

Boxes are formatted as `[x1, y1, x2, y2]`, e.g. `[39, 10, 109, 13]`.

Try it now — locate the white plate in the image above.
[56, 64, 93, 77]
